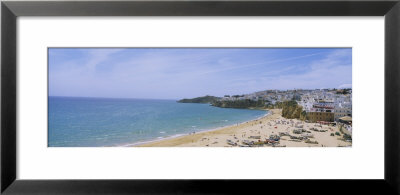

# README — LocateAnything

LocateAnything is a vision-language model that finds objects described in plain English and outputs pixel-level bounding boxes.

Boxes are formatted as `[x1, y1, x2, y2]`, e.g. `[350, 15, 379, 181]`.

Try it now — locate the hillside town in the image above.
[220, 88, 352, 135]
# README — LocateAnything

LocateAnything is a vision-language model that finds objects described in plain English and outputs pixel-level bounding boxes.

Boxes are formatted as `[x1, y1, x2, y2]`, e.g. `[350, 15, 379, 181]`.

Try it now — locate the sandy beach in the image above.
[138, 109, 352, 147]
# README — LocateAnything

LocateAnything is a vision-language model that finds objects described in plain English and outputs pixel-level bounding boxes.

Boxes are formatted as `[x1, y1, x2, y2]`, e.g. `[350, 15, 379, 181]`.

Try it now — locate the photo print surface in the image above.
[48, 48, 352, 147]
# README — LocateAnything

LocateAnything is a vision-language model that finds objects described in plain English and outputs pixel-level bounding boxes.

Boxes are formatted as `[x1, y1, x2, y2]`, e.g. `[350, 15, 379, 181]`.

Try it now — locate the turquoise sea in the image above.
[48, 96, 268, 147]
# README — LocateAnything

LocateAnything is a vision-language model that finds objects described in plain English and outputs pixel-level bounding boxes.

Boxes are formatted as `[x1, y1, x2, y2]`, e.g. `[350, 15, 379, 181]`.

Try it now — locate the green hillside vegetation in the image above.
[179, 96, 306, 121]
[269, 100, 307, 120]
[211, 99, 267, 109]
[177, 95, 221, 103]
[336, 88, 352, 95]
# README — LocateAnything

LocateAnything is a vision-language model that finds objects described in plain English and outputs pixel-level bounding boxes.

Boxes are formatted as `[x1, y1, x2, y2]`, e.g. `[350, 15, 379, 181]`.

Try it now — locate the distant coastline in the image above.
[177, 95, 269, 110]
[177, 95, 221, 104]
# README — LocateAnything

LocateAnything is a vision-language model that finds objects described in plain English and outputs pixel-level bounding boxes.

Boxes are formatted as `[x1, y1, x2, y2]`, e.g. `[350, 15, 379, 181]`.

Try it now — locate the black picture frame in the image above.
[1, 0, 399, 194]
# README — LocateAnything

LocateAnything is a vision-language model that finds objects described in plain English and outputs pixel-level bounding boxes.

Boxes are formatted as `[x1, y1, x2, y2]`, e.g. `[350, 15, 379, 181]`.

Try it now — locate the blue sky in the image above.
[49, 48, 352, 99]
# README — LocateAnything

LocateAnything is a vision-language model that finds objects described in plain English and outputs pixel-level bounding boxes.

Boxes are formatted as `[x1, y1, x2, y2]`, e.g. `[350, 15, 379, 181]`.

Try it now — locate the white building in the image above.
[334, 105, 352, 121]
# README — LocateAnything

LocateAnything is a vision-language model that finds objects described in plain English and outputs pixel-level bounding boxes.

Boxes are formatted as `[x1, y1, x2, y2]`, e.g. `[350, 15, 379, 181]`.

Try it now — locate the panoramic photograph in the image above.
[48, 48, 352, 147]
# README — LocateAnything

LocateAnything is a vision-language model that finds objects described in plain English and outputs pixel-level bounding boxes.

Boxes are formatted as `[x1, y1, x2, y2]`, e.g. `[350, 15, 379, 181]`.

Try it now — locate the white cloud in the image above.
[84, 49, 125, 71]
[49, 48, 352, 99]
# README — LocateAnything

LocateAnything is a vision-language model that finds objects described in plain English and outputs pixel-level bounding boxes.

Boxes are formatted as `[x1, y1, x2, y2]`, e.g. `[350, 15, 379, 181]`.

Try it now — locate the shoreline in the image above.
[136, 109, 275, 147]
[137, 109, 352, 147]
[126, 110, 270, 147]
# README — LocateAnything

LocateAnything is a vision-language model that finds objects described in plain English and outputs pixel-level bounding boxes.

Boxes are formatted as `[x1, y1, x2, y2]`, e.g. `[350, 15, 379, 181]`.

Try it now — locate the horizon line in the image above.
[49, 87, 352, 100]
[49, 95, 180, 101]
